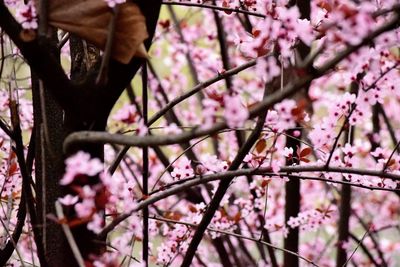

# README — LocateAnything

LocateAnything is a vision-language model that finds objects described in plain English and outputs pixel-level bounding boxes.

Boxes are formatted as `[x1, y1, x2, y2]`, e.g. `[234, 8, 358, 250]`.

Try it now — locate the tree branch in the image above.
[0, 2, 76, 111]
[148, 215, 318, 266]
[98, 163, 400, 239]
[64, 10, 400, 151]
[162, 1, 266, 18]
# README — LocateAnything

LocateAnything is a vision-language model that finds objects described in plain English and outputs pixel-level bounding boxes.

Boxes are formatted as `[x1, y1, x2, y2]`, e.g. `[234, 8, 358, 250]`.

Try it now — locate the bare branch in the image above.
[54, 202, 85, 267]
[162, 1, 266, 18]
[98, 164, 400, 238]
[148, 215, 318, 266]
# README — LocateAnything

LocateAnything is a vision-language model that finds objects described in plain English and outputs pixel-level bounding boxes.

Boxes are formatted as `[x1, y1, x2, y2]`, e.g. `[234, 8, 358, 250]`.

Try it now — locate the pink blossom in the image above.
[112, 104, 137, 124]
[87, 212, 104, 234]
[58, 195, 79, 206]
[283, 147, 294, 158]
[223, 94, 249, 128]
[136, 119, 148, 136]
[60, 152, 103, 185]
[171, 157, 194, 180]
[16, 2, 37, 30]
[75, 199, 95, 218]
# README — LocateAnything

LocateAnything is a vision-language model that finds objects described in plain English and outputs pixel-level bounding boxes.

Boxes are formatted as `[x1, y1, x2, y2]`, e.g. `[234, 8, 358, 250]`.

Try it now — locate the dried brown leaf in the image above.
[37, 0, 148, 64]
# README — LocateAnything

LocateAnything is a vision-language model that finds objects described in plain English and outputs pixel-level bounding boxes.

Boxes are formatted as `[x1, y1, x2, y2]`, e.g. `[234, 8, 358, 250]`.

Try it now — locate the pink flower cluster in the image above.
[223, 94, 249, 128]
[287, 209, 333, 232]
[157, 224, 191, 265]
[58, 152, 106, 233]
[15, 1, 37, 30]
[171, 157, 194, 180]
[112, 104, 148, 136]
[59, 151, 103, 185]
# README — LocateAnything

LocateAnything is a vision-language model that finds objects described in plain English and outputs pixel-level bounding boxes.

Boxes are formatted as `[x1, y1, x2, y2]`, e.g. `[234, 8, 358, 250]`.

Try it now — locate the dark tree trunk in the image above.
[31, 33, 72, 266]
[26, 2, 163, 266]
[283, 129, 301, 267]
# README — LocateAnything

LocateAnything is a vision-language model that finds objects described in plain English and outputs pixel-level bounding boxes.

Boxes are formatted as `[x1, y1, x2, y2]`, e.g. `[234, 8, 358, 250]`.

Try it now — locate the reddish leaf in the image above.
[316, 0, 332, 12]
[300, 157, 310, 163]
[255, 139, 267, 153]
[188, 204, 198, 213]
[299, 147, 312, 158]
[206, 91, 224, 104]
[68, 216, 93, 227]
[46, 213, 62, 224]
[233, 212, 241, 223]
[291, 106, 303, 117]
[9, 151, 16, 160]
[165, 211, 182, 221]
[95, 188, 109, 210]
[338, 4, 357, 18]
[1, 191, 20, 201]
[8, 162, 18, 176]
[219, 208, 228, 218]
[255, 39, 270, 57]
[20, 29, 36, 42]
[252, 29, 261, 38]
[159, 19, 170, 29]
[387, 158, 396, 167]
[261, 179, 270, 188]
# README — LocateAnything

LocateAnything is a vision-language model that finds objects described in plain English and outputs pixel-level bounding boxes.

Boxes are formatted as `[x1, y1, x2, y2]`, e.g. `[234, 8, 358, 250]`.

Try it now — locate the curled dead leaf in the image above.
[36, 0, 148, 64]
[20, 29, 37, 42]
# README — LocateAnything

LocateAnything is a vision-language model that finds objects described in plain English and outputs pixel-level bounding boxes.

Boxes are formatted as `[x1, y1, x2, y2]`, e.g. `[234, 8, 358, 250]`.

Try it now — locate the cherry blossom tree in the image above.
[1, 0, 400, 266]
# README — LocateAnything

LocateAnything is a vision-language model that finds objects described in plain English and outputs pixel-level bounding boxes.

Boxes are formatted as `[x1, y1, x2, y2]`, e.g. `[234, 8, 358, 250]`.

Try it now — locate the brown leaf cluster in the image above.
[36, 0, 148, 64]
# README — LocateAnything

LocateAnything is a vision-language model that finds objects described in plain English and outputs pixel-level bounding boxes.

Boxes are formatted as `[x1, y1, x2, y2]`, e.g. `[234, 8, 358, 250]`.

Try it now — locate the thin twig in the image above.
[39, 126, 47, 254]
[96, 5, 120, 85]
[181, 84, 269, 266]
[325, 106, 356, 168]
[38, 0, 48, 38]
[141, 63, 149, 266]
[148, 58, 257, 125]
[98, 164, 400, 238]
[378, 104, 400, 154]
[148, 215, 318, 267]
[54, 202, 85, 267]
[162, 1, 266, 18]
[0, 30, 5, 82]
[167, 4, 201, 86]
[38, 80, 56, 159]
[343, 226, 371, 267]
[10, 100, 48, 267]
[65, 12, 400, 151]
[0, 194, 26, 266]
[57, 32, 70, 50]
[383, 140, 400, 172]
[0, 117, 12, 137]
